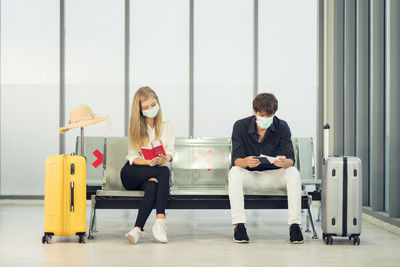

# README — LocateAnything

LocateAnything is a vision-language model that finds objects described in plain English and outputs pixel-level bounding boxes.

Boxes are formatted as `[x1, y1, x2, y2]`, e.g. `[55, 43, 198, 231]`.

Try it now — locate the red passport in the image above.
[141, 140, 166, 160]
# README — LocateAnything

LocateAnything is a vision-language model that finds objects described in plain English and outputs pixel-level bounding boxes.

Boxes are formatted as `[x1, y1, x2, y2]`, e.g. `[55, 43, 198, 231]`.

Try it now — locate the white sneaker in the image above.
[125, 227, 144, 244]
[152, 219, 168, 243]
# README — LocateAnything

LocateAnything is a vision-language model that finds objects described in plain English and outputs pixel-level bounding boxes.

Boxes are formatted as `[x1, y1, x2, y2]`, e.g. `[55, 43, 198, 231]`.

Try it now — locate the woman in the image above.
[120, 86, 174, 244]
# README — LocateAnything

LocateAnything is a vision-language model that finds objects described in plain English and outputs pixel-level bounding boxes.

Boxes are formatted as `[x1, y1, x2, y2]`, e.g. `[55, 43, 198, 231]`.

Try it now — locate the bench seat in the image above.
[96, 188, 308, 197]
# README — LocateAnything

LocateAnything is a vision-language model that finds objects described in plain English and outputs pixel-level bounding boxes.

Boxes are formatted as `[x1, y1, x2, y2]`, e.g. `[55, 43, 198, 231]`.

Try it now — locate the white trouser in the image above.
[228, 166, 302, 225]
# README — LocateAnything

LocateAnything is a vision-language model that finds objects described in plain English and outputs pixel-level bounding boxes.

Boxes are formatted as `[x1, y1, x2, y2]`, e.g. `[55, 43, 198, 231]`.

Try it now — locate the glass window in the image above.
[130, 0, 189, 137]
[193, 0, 254, 137]
[64, 0, 125, 154]
[259, 0, 317, 140]
[1, 0, 59, 195]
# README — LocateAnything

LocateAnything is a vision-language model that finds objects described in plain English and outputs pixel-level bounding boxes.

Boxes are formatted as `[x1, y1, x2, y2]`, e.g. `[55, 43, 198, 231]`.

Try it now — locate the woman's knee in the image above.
[148, 178, 158, 183]
[145, 179, 158, 192]
[157, 166, 170, 179]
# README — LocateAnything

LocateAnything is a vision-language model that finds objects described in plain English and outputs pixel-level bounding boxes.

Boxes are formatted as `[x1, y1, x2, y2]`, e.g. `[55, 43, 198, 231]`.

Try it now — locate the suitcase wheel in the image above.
[77, 233, 86, 244]
[42, 234, 51, 244]
[352, 236, 360, 245]
[325, 235, 333, 245]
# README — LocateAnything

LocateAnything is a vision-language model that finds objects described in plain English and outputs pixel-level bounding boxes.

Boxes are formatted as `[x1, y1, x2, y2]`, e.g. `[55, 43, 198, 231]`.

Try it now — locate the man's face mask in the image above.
[142, 103, 160, 118]
[256, 115, 274, 130]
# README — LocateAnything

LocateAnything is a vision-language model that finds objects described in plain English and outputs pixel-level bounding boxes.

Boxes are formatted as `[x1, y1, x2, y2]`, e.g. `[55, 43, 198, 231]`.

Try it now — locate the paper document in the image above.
[259, 154, 278, 164]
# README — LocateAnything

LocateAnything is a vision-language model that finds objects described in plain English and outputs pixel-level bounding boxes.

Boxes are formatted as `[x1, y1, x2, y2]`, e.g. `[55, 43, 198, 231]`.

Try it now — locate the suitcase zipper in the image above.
[62, 156, 67, 236]
[343, 157, 348, 237]
[64, 156, 71, 236]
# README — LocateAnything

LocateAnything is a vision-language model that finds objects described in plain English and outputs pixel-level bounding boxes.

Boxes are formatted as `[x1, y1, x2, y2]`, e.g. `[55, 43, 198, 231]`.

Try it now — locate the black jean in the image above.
[120, 161, 170, 229]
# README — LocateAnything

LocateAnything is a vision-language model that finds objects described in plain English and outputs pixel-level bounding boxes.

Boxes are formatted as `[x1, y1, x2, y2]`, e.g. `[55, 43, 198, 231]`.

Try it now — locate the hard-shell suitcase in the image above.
[321, 124, 362, 245]
[42, 155, 86, 243]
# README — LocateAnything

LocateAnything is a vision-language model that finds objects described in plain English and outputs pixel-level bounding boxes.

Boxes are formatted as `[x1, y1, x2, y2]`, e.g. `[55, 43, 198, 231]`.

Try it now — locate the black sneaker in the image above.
[234, 223, 249, 243]
[289, 224, 304, 244]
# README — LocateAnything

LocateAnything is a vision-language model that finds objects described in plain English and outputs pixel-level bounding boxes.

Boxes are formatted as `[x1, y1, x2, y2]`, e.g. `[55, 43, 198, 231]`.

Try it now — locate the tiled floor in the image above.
[0, 200, 399, 267]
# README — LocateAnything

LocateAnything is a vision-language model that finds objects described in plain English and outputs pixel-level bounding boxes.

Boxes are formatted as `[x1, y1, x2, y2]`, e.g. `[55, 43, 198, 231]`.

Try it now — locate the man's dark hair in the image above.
[252, 93, 278, 115]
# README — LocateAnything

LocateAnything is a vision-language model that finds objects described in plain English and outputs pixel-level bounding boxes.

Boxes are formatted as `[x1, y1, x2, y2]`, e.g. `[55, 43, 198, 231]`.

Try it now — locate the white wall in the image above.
[0, 0, 317, 195]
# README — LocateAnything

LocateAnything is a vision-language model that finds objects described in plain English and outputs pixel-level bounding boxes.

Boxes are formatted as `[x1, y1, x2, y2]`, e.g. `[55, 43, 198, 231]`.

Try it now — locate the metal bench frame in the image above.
[86, 137, 319, 240]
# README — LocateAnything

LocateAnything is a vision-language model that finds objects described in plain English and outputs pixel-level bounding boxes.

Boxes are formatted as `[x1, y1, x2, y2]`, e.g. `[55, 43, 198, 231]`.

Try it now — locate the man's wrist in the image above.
[283, 159, 294, 168]
[236, 158, 248, 168]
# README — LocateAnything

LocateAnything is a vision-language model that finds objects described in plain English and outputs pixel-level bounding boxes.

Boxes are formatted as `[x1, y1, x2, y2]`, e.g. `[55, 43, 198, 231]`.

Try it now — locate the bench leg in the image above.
[88, 195, 96, 240]
[305, 210, 311, 232]
[316, 201, 321, 222]
[93, 209, 98, 233]
[306, 196, 318, 239]
[315, 185, 321, 222]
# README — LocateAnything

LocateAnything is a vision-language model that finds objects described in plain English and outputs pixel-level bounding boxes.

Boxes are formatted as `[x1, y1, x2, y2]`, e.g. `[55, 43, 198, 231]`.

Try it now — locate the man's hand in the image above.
[235, 156, 261, 168]
[273, 156, 294, 169]
[246, 156, 261, 168]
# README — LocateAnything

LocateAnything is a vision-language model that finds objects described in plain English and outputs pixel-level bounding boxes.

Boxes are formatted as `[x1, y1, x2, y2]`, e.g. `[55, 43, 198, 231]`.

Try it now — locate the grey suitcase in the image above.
[321, 124, 362, 245]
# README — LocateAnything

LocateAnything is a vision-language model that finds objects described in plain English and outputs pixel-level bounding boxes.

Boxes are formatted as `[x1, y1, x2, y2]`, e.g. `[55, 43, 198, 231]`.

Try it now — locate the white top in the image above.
[126, 117, 175, 165]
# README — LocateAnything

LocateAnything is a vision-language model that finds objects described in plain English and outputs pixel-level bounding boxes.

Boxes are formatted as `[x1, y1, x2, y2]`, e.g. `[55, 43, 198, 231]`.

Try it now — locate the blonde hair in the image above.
[129, 86, 163, 151]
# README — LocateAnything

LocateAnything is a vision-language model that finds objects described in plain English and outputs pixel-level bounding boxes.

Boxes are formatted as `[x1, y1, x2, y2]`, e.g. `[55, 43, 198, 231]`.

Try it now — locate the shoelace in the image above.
[236, 225, 245, 232]
[159, 221, 168, 231]
[290, 225, 301, 233]
[132, 228, 145, 237]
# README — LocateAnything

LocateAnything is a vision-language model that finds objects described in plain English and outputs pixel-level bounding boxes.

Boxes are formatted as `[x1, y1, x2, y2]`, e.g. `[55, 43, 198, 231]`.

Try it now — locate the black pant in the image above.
[120, 161, 170, 229]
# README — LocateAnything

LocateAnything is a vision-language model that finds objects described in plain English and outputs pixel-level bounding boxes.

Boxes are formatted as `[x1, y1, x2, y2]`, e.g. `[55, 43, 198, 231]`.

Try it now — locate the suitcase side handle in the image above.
[70, 181, 74, 212]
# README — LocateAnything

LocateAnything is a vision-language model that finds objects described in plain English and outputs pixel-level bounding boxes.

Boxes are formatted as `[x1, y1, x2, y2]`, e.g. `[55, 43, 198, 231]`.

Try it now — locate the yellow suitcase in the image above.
[43, 155, 86, 243]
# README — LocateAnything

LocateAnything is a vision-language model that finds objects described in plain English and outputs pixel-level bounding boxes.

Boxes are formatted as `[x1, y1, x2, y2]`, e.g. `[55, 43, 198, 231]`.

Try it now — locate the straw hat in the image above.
[59, 105, 110, 134]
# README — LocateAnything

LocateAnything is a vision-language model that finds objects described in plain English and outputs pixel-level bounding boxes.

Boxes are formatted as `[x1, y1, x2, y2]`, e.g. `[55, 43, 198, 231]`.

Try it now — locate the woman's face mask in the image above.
[142, 103, 160, 118]
[256, 114, 274, 130]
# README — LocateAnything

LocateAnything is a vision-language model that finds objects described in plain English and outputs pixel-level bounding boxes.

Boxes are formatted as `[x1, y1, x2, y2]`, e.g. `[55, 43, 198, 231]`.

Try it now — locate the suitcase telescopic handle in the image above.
[70, 181, 74, 212]
[323, 123, 331, 160]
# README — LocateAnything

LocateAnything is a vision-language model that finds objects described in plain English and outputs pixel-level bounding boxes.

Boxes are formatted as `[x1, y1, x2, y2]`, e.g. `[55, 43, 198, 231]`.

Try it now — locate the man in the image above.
[228, 93, 303, 244]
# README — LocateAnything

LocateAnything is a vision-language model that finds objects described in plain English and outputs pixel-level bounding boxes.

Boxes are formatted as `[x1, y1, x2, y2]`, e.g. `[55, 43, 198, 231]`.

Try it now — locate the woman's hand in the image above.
[158, 154, 172, 165]
[148, 157, 161, 167]
[273, 156, 294, 169]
